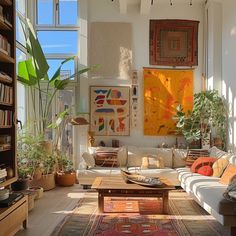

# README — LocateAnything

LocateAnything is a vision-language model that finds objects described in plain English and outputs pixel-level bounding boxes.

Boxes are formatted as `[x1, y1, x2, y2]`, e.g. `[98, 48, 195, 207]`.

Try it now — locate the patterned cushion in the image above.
[219, 165, 236, 185]
[141, 155, 165, 169]
[212, 158, 229, 177]
[190, 157, 217, 173]
[197, 165, 213, 176]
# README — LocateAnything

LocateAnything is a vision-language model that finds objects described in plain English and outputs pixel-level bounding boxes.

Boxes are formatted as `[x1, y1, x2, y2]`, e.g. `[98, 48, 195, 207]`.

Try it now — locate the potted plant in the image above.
[56, 154, 76, 187]
[173, 90, 228, 149]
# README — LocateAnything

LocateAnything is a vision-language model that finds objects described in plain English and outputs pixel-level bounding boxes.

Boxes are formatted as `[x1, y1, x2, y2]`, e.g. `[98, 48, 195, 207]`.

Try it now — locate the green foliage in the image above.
[17, 18, 97, 136]
[17, 127, 57, 178]
[173, 90, 228, 145]
[57, 154, 74, 173]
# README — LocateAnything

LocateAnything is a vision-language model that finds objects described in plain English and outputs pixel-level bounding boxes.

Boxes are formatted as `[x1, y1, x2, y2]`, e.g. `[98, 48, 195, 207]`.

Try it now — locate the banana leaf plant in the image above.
[17, 18, 95, 136]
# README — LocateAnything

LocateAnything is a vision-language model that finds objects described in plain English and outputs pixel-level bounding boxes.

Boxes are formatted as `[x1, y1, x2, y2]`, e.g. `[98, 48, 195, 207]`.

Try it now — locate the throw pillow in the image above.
[141, 156, 149, 169]
[117, 147, 128, 167]
[212, 158, 229, 177]
[148, 155, 159, 168]
[219, 165, 236, 185]
[82, 152, 95, 168]
[197, 165, 213, 176]
[172, 149, 188, 168]
[156, 156, 165, 168]
[190, 157, 217, 173]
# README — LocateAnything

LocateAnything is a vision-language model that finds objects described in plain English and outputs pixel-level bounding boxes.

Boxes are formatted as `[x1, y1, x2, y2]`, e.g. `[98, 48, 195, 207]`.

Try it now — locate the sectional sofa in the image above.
[176, 147, 236, 234]
[78, 145, 236, 234]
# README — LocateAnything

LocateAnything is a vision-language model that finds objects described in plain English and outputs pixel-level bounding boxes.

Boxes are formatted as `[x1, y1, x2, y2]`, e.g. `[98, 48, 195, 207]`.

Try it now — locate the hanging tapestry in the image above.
[143, 68, 193, 136]
[149, 19, 199, 66]
[90, 86, 130, 136]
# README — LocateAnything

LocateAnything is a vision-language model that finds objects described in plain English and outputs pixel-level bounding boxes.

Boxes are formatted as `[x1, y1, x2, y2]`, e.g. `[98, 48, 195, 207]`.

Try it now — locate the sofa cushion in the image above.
[197, 165, 213, 176]
[117, 147, 128, 167]
[173, 149, 187, 168]
[82, 152, 95, 168]
[190, 157, 217, 173]
[156, 148, 173, 168]
[219, 165, 236, 185]
[212, 158, 229, 177]
[141, 155, 165, 169]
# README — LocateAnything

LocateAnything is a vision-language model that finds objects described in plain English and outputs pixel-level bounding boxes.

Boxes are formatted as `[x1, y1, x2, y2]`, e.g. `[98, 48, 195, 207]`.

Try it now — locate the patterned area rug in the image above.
[51, 190, 226, 236]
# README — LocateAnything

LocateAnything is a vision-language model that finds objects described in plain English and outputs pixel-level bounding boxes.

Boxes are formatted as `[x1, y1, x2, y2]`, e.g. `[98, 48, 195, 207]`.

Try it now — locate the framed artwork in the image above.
[90, 86, 130, 136]
[143, 68, 193, 136]
[149, 19, 199, 66]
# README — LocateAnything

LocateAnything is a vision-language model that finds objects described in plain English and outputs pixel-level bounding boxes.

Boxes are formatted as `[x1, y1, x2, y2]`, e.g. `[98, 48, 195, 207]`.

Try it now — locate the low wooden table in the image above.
[91, 176, 175, 214]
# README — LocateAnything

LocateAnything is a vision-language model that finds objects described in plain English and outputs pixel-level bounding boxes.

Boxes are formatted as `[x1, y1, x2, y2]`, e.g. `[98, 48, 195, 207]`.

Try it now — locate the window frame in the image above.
[35, 0, 80, 28]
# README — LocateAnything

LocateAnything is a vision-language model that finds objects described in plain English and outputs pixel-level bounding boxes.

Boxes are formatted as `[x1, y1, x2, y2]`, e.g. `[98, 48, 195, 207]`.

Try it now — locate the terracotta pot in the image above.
[30, 173, 56, 191]
[56, 172, 76, 187]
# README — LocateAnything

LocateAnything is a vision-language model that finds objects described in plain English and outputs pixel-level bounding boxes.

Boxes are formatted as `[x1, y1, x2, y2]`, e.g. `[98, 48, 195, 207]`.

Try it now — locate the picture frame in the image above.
[90, 86, 130, 136]
[149, 19, 199, 66]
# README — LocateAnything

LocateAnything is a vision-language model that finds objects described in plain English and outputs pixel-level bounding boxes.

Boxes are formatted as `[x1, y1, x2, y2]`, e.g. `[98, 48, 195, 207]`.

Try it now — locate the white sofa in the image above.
[176, 146, 236, 232]
[77, 146, 187, 188]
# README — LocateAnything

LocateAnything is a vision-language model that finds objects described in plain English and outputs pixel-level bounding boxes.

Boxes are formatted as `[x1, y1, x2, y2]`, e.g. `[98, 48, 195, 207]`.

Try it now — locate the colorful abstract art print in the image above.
[143, 68, 193, 136]
[90, 86, 130, 136]
[150, 19, 199, 66]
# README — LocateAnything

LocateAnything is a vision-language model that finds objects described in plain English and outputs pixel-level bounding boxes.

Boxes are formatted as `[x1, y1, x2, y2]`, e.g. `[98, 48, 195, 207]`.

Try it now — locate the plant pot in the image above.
[11, 178, 29, 191]
[29, 173, 56, 191]
[56, 171, 76, 187]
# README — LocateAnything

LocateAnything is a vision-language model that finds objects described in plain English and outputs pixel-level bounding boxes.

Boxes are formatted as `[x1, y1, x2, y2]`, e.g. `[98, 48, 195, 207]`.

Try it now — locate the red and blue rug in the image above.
[51, 191, 226, 236]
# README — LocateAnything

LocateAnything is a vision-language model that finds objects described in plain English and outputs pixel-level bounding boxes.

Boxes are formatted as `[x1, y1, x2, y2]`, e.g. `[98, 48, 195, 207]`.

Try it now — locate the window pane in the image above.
[37, 31, 78, 54]
[16, 49, 27, 125]
[59, 0, 78, 25]
[16, 0, 26, 16]
[16, 48, 26, 73]
[47, 59, 75, 80]
[37, 0, 53, 25]
[16, 15, 26, 47]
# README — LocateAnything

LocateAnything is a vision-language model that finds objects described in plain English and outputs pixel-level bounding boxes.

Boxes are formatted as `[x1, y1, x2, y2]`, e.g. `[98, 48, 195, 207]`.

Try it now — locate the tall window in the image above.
[16, 0, 27, 125]
[35, 0, 79, 154]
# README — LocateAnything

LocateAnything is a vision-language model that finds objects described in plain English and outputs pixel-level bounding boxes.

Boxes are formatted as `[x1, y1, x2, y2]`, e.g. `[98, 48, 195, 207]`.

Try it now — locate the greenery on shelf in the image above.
[17, 18, 96, 137]
[173, 90, 228, 148]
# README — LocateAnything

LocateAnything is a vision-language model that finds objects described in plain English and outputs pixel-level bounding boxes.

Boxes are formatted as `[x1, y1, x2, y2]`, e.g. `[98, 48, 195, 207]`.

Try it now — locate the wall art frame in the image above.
[90, 86, 130, 136]
[149, 19, 199, 66]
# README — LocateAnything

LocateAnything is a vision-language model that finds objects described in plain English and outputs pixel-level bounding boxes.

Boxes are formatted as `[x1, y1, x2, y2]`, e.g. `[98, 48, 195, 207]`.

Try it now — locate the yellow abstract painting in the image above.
[143, 68, 193, 136]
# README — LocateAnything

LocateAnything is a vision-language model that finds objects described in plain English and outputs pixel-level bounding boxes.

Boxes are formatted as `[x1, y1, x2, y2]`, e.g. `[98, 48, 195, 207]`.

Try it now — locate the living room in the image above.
[0, 0, 236, 235]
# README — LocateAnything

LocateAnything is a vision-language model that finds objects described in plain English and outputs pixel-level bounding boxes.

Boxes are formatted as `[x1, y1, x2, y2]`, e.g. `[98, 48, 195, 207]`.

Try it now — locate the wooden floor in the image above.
[16, 184, 88, 236]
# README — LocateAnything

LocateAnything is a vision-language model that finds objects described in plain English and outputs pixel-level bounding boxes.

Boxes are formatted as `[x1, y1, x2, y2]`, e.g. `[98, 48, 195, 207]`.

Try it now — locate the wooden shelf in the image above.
[0, 18, 12, 30]
[0, 0, 12, 6]
[0, 51, 14, 63]
[0, 101, 13, 106]
[0, 147, 11, 152]
[0, 177, 17, 188]
[0, 125, 12, 129]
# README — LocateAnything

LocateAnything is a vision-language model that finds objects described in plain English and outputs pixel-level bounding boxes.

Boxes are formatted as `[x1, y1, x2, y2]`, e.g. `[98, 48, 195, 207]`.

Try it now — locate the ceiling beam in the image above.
[119, 0, 127, 14]
[140, 0, 152, 15]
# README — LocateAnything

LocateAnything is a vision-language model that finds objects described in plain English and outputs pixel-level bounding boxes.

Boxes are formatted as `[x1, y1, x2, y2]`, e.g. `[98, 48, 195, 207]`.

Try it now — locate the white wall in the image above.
[81, 0, 205, 148]
[221, 0, 236, 151]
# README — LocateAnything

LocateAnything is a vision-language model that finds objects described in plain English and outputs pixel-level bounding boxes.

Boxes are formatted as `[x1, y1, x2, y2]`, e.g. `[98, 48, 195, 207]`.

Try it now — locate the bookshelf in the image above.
[0, 1, 28, 235]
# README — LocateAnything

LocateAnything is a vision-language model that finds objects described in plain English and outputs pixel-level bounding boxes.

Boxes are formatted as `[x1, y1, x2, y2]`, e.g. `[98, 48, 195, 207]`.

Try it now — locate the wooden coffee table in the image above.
[91, 176, 175, 214]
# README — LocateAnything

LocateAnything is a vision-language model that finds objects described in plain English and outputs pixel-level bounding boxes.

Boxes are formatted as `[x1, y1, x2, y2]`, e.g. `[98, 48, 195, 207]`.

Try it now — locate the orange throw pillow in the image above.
[198, 165, 213, 176]
[190, 157, 217, 173]
[219, 165, 236, 185]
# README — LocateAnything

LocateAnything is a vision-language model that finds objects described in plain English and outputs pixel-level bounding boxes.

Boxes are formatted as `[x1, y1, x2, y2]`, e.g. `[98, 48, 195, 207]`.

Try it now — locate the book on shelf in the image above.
[0, 83, 13, 104]
[0, 71, 12, 83]
[0, 109, 12, 126]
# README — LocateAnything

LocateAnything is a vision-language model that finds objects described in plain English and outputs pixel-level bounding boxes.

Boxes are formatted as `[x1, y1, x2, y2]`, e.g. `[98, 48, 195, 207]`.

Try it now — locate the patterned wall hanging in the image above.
[90, 86, 130, 136]
[143, 68, 193, 136]
[149, 19, 199, 66]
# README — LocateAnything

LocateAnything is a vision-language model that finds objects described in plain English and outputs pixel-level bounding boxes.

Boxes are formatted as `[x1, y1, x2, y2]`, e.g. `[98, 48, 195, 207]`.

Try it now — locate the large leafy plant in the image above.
[17, 18, 94, 136]
[174, 90, 228, 147]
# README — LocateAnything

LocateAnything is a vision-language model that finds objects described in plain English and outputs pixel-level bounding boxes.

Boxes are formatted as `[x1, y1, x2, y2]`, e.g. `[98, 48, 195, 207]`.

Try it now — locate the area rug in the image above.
[51, 191, 226, 236]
